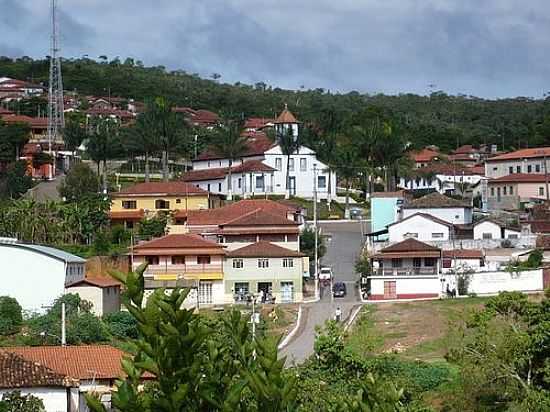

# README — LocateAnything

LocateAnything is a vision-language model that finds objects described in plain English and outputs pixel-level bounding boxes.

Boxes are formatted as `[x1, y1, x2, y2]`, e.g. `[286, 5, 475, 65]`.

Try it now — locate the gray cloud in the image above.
[1, 0, 549, 98]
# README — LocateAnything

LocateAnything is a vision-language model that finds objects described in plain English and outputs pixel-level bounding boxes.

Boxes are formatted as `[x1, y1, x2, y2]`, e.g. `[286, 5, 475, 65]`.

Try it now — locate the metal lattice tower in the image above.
[47, 0, 65, 152]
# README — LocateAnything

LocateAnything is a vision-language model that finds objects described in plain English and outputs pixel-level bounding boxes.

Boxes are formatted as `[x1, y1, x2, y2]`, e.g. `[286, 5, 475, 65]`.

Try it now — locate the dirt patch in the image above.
[260, 304, 300, 340]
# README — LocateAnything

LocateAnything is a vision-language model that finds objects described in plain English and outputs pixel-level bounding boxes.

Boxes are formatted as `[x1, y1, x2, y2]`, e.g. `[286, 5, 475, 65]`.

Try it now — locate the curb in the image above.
[278, 305, 303, 350]
[343, 305, 363, 332]
[302, 296, 320, 303]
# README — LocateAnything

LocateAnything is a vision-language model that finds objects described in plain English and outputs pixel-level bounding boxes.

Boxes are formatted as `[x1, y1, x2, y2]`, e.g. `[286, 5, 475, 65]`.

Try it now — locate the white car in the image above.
[318, 267, 332, 281]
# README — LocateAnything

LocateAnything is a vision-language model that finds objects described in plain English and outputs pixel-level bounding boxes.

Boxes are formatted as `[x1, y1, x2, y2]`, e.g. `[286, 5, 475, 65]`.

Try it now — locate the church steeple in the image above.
[274, 104, 300, 141]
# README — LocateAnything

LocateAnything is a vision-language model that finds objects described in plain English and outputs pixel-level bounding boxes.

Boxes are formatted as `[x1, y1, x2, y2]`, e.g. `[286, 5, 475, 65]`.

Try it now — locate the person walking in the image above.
[335, 307, 342, 322]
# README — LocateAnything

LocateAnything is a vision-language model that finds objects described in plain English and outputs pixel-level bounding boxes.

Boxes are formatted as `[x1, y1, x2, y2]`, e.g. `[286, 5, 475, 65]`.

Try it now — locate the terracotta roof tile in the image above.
[530, 220, 550, 234]
[0, 107, 13, 115]
[222, 209, 297, 226]
[403, 192, 471, 209]
[186, 200, 297, 226]
[134, 233, 224, 251]
[489, 173, 549, 183]
[409, 148, 441, 163]
[442, 249, 483, 259]
[453, 145, 476, 155]
[228, 241, 305, 258]
[370, 190, 409, 198]
[195, 132, 274, 161]
[5, 345, 128, 380]
[411, 163, 484, 176]
[244, 117, 274, 129]
[109, 209, 145, 220]
[381, 238, 441, 253]
[274, 106, 299, 124]
[0, 351, 70, 389]
[66, 276, 121, 288]
[115, 182, 208, 196]
[486, 147, 550, 162]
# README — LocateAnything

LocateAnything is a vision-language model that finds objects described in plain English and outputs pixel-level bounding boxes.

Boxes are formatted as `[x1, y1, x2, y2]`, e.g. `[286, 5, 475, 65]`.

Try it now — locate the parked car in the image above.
[318, 267, 332, 281]
[349, 207, 364, 219]
[333, 282, 347, 298]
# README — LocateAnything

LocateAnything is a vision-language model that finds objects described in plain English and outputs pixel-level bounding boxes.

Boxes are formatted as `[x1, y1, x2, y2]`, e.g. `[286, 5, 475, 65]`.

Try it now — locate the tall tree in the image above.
[0, 120, 30, 161]
[86, 117, 122, 192]
[333, 144, 362, 219]
[122, 109, 160, 182]
[211, 118, 248, 200]
[63, 117, 86, 156]
[277, 126, 300, 200]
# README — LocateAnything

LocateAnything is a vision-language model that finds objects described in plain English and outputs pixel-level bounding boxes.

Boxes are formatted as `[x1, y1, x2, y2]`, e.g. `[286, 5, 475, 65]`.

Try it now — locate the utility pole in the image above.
[544, 153, 549, 201]
[61, 302, 66, 346]
[313, 164, 319, 300]
[47, 0, 65, 179]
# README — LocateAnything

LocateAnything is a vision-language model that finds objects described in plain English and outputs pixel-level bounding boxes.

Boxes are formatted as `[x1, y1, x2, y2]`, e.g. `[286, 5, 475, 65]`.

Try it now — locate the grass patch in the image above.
[345, 307, 385, 358]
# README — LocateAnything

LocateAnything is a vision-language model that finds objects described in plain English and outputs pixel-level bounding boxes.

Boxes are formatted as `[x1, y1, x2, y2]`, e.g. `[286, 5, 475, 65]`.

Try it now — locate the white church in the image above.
[184, 106, 336, 200]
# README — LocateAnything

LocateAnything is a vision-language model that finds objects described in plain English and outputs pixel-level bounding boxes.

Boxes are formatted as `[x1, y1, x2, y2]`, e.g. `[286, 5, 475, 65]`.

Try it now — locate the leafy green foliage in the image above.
[0, 391, 45, 412]
[138, 215, 168, 239]
[103, 311, 139, 339]
[0, 160, 32, 199]
[0, 296, 23, 335]
[59, 162, 100, 201]
[300, 226, 326, 263]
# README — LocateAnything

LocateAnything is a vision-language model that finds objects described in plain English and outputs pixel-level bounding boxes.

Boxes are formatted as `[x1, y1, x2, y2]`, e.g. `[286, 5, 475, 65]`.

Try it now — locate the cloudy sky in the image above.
[2, 0, 549, 98]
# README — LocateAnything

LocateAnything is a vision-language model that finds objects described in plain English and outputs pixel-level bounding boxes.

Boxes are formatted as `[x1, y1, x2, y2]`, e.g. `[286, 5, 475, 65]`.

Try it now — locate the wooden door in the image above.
[383, 281, 397, 299]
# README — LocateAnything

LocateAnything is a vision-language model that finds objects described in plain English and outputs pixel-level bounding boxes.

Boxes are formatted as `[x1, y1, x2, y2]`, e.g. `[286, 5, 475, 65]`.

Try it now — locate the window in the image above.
[233, 258, 243, 269]
[283, 258, 294, 268]
[516, 166, 521, 173]
[509, 186, 513, 195]
[317, 176, 327, 189]
[171, 256, 185, 265]
[258, 258, 269, 268]
[197, 255, 211, 265]
[234, 282, 249, 296]
[490, 187, 495, 196]
[493, 167, 497, 171]
[509, 166, 513, 174]
[122, 200, 137, 209]
[508, 234, 519, 239]
[405, 232, 418, 238]
[424, 257, 436, 267]
[126, 221, 134, 229]
[198, 281, 213, 304]
[218, 183, 222, 192]
[145, 256, 159, 265]
[207, 184, 211, 191]
[176, 198, 181, 204]
[256, 175, 265, 190]
[527, 165, 532, 173]
[482, 233, 493, 239]
[300, 158, 307, 171]
[288, 158, 295, 171]
[536, 164, 541, 173]
[413, 258, 422, 267]
[238, 178, 242, 189]
[391, 258, 402, 268]
[432, 233, 444, 239]
[442, 259, 452, 268]
[275, 158, 282, 171]
[503, 186, 507, 195]
[155, 199, 170, 209]
[539, 187, 545, 196]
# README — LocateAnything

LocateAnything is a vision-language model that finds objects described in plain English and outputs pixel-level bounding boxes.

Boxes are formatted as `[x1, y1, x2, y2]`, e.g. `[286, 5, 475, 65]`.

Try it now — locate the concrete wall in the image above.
[111, 195, 210, 213]
[371, 197, 401, 240]
[65, 285, 104, 315]
[442, 269, 543, 295]
[402, 207, 472, 224]
[0, 245, 67, 311]
[372, 236, 538, 252]
[474, 221, 502, 239]
[485, 158, 550, 179]
[368, 276, 441, 300]
[389, 215, 451, 242]
[224, 256, 305, 303]
[0, 387, 69, 412]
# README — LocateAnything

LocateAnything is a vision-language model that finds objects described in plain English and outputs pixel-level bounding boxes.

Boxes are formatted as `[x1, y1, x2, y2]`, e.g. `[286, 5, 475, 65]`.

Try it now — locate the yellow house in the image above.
[110, 181, 221, 229]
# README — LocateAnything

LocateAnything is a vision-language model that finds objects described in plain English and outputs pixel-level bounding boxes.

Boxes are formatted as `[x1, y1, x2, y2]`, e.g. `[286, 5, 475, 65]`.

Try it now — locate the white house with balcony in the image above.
[401, 192, 473, 224]
[388, 213, 454, 243]
[185, 107, 336, 200]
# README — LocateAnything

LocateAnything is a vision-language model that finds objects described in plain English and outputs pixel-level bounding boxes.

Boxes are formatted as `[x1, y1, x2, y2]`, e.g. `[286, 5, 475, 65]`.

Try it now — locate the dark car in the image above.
[333, 282, 347, 298]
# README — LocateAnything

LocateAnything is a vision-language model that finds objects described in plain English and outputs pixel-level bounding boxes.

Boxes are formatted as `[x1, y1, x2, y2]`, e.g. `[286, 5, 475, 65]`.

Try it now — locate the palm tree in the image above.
[277, 127, 300, 200]
[315, 132, 337, 209]
[333, 145, 362, 219]
[211, 119, 248, 200]
[86, 117, 122, 193]
[63, 117, 86, 157]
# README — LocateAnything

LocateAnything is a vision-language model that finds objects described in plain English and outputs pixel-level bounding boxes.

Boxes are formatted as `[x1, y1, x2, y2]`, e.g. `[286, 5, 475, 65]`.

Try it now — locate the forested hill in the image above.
[1, 56, 549, 152]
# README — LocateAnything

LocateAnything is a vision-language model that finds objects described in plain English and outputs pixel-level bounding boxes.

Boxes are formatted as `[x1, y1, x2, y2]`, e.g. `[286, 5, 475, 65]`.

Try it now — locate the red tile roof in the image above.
[86, 108, 134, 119]
[370, 190, 409, 198]
[0, 350, 71, 389]
[196, 132, 274, 161]
[115, 182, 208, 196]
[0, 107, 13, 115]
[447, 153, 476, 162]
[244, 117, 274, 129]
[442, 249, 483, 259]
[403, 192, 471, 209]
[227, 241, 305, 258]
[66, 276, 121, 288]
[530, 220, 550, 234]
[109, 209, 145, 220]
[182, 160, 275, 182]
[410, 148, 440, 163]
[222, 209, 297, 227]
[453, 145, 476, 155]
[381, 238, 441, 253]
[133, 233, 224, 251]
[5, 345, 130, 380]
[186, 200, 297, 226]
[274, 107, 299, 124]
[22, 143, 42, 155]
[486, 147, 550, 162]
[489, 173, 549, 183]
[412, 163, 484, 176]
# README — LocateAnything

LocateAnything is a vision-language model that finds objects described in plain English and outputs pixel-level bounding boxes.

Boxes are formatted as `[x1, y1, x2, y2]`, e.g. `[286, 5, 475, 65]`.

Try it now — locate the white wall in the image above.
[0, 245, 67, 311]
[389, 215, 450, 242]
[65, 286, 103, 315]
[442, 269, 543, 295]
[473, 221, 502, 240]
[485, 158, 550, 179]
[0, 387, 68, 412]
[369, 276, 441, 298]
[402, 207, 471, 224]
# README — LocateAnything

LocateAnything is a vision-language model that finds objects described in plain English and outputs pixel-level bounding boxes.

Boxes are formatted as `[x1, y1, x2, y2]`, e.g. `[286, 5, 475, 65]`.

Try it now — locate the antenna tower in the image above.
[47, 0, 65, 155]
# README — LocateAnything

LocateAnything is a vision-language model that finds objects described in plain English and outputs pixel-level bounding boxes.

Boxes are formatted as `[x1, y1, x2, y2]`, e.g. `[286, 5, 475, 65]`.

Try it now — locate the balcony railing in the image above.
[143, 264, 223, 279]
[375, 267, 438, 276]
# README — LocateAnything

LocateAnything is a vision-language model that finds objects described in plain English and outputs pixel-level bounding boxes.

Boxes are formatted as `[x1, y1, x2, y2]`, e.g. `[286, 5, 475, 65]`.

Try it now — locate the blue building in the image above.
[370, 191, 408, 241]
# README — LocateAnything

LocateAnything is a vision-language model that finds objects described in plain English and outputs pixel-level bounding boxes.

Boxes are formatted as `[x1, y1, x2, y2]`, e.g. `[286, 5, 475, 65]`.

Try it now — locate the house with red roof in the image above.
[110, 181, 221, 229]
[399, 162, 486, 194]
[188, 106, 336, 200]
[487, 173, 549, 210]
[65, 275, 121, 316]
[485, 147, 550, 179]
[409, 147, 441, 168]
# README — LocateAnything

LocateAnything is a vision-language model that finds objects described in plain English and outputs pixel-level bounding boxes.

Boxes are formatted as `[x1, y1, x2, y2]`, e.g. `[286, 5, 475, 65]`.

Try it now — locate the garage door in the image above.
[383, 281, 397, 299]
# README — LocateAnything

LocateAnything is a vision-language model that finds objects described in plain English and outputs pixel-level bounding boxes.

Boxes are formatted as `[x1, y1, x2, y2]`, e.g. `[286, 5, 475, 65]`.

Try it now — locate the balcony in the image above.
[143, 264, 223, 281]
[374, 267, 438, 277]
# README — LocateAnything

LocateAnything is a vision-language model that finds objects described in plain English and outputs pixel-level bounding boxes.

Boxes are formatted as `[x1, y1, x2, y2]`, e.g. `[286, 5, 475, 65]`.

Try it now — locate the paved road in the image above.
[280, 220, 369, 365]
[25, 174, 65, 202]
